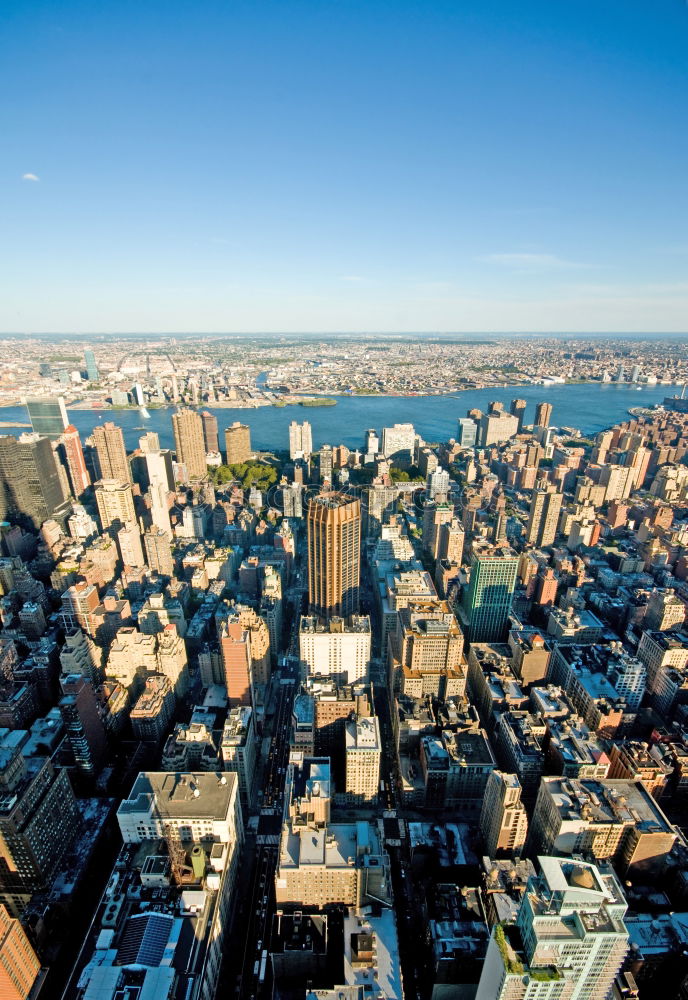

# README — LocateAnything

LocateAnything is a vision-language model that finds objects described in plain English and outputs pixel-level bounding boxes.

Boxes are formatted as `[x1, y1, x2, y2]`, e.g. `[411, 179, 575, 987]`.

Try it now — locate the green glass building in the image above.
[84, 348, 99, 382]
[462, 542, 518, 642]
[24, 395, 68, 440]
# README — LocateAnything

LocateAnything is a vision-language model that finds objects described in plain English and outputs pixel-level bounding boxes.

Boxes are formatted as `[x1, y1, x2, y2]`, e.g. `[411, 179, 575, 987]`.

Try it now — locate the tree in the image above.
[211, 460, 279, 491]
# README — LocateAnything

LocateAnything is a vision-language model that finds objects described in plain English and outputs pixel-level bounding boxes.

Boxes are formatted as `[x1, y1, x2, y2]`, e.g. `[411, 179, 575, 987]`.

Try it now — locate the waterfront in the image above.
[0, 383, 671, 453]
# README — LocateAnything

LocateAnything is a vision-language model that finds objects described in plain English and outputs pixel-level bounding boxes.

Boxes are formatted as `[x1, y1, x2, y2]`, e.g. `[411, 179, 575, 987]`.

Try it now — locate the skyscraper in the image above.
[24, 395, 68, 440]
[117, 522, 145, 567]
[344, 715, 381, 805]
[84, 349, 99, 381]
[92, 421, 131, 482]
[144, 527, 174, 576]
[461, 541, 518, 642]
[0, 903, 41, 999]
[526, 483, 563, 547]
[0, 741, 80, 915]
[201, 410, 219, 454]
[475, 856, 628, 1000]
[281, 481, 303, 518]
[0, 433, 70, 529]
[438, 519, 465, 564]
[318, 444, 333, 482]
[143, 445, 174, 537]
[139, 430, 160, 453]
[60, 424, 91, 497]
[456, 417, 477, 448]
[289, 420, 313, 459]
[95, 479, 136, 531]
[150, 485, 173, 539]
[59, 629, 101, 685]
[307, 492, 361, 620]
[220, 706, 257, 815]
[60, 582, 100, 637]
[478, 409, 520, 447]
[534, 568, 558, 607]
[422, 501, 454, 559]
[224, 421, 251, 464]
[219, 618, 252, 706]
[534, 401, 553, 429]
[172, 409, 206, 480]
[426, 467, 450, 499]
[381, 423, 415, 462]
[364, 428, 379, 460]
[59, 674, 107, 776]
[299, 615, 371, 683]
[479, 771, 528, 858]
[509, 398, 527, 432]
[219, 607, 271, 706]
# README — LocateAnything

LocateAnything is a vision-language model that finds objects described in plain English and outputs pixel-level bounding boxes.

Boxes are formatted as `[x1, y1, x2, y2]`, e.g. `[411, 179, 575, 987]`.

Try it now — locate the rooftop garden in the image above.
[495, 924, 562, 983]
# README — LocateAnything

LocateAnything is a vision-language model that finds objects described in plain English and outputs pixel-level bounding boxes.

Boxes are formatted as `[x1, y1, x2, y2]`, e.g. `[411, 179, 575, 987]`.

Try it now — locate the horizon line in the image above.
[1, 330, 687, 338]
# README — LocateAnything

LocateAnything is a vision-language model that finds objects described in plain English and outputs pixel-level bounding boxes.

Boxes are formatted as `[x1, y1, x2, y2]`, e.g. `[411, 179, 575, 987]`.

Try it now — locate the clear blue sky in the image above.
[2, 0, 687, 333]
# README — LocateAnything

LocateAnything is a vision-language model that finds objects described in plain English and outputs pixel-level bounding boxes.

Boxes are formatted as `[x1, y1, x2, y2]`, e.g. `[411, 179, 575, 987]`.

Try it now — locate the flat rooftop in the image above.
[346, 716, 381, 751]
[301, 615, 371, 634]
[118, 771, 237, 820]
[280, 821, 380, 870]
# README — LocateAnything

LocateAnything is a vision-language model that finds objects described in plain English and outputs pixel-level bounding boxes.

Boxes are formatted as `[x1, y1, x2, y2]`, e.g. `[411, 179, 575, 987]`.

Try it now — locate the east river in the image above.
[0, 383, 674, 452]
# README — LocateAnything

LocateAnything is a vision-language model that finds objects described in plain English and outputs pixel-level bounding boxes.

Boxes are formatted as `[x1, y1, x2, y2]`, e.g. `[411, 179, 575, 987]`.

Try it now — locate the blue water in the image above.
[0, 383, 671, 452]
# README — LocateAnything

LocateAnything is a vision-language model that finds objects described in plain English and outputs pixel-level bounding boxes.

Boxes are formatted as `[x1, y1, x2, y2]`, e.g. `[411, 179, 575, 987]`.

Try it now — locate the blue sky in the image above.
[2, 0, 687, 333]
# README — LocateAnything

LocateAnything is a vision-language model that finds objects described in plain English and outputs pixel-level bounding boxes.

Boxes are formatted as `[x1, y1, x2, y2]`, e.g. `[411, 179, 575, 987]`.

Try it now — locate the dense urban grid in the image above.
[1, 338, 688, 1000]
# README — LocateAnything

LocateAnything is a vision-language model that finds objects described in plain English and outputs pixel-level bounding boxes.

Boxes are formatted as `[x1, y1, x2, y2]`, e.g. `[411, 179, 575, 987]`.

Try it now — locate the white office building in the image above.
[299, 615, 371, 683]
[476, 856, 628, 1000]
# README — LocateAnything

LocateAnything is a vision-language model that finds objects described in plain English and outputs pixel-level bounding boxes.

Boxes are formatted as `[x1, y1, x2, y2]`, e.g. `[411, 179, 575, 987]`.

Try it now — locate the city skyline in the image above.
[1, 362, 688, 996]
[2, 2, 688, 996]
[3, 1, 688, 333]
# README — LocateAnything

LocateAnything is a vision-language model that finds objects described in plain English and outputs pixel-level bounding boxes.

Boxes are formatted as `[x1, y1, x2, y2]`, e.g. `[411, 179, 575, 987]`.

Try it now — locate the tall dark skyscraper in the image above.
[0, 742, 80, 916]
[0, 433, 70, 529]
[461, 541, 518, 642]
[307, 491, 361, 619]
[534, 401, 553, 429]
[59, 674, 107, 776]
[510, 398, 527, 432]
[24, 395, 68, 440]
[201, 410, 219, 454]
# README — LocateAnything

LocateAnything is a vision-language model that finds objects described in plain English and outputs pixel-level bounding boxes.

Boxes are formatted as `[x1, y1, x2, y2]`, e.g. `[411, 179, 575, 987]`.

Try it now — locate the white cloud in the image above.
[22, 173, 40, 182]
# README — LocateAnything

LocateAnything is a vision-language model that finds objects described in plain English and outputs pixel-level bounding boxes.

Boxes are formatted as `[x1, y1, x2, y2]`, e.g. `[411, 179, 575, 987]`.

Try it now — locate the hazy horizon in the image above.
[1, 331, 687, 341]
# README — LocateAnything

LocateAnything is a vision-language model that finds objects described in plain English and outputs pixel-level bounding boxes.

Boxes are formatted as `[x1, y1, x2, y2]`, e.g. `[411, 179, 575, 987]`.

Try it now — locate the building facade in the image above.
[307, 492, 361, 620]
[92, 421, 131, 482]
[172, 409, 207, 480]
[224, 422, 251, 465]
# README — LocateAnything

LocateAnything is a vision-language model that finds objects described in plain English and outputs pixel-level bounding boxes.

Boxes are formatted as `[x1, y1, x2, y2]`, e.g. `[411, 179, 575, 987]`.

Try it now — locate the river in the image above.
[0, 383, 671, 453]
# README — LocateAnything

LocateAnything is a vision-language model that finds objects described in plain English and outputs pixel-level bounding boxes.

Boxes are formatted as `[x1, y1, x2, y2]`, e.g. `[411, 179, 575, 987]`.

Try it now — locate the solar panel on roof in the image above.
[115, 912, 174, 968]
